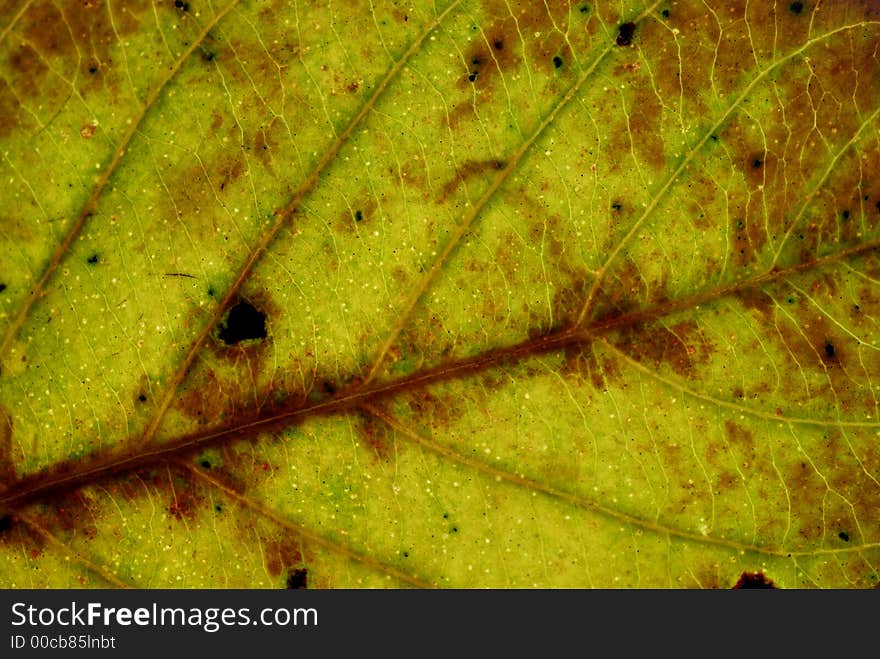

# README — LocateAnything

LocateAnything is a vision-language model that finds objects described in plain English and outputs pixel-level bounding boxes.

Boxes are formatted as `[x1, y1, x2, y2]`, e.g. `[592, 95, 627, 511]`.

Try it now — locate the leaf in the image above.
[0, 0, 879, 588]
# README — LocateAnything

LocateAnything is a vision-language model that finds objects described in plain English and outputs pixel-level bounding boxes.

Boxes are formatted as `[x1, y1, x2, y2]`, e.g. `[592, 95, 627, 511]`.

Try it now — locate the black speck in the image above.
[468, 72, 477, 82]
[286, 569, 308, 590]
[552, 55, 563, 69]
[787, 298, 795, 304]
[789, 2, 804, 15]
[875, 200, 880, 213]
[174, 0, 190, 11]
[471, 57, 482, 66]
[0, 283, 6, 293]
[137, 393, 147, 402]
[321, 380, 336, 396]
[710, 134, 719, 142]
[0, 515, 10, 533]
[838, 531, 850, 542]
[824, 342, 836, 360]
[88, 65, 98, 74]
[355, 209, 363, 222]
[611, 202, 622, 212]
[841, 209, 850, 221]
[579, 3, 590, 14]
[403, 552, 409, 558]
[199, 459, 211, 469]
[451, 526, 458, 533]
[207, 286, 216, 298]
[217, 301, 267, 345]
[752, 158, 763, 169]
[87, 254, 99, 265]
[493, 40, 503, 50]
[732, 572, 777, 589]
[616, 22, 636, 47]
[662, 9, 670, 18]
[214, 504, 222, 513]
[202, 51, 216, 62]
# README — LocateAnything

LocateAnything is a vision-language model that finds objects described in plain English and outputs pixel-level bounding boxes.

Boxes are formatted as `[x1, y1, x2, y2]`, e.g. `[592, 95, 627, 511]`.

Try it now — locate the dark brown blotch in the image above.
[732, 571, 777, 588]
[438, 159, 505, 203]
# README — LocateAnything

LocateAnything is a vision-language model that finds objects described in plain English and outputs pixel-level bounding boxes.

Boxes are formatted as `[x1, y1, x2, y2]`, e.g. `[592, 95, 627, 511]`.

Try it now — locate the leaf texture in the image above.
[1, 0, 879, 588]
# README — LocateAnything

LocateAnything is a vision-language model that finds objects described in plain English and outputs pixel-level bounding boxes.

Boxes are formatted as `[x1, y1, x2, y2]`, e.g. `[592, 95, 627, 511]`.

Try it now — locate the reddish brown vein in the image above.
[1, 238, 877, 514]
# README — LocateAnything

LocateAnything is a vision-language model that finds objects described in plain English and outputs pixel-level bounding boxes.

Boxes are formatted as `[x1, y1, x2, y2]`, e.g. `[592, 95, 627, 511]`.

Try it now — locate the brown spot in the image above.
[357, 411, 396, 462]
[21, 0, 144, 92]
[335, 196, 377, 233]
[264, 536, 303, 578]
[0, 406, 16, 484]
[176, 368, 230, 423]
[437, 159, 505, 203]
[0, 79, 22, 138]
[165, 466, 204, 522]
[732, 571, 777, 589]
[80, 123, 96, 139]
[611, 319, 714, 378]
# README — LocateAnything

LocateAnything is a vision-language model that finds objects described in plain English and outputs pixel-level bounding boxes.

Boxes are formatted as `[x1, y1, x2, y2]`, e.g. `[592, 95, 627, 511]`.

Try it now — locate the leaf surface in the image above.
[1, 0, 879, 588]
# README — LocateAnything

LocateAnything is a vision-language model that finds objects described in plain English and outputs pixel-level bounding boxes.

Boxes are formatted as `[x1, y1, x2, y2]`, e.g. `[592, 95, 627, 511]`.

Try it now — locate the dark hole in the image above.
[736, 219, 745, 229]
[355, 209, 363, 222]
[286, 569, 308, 589]
[662, 9, 670, 17]
[854, 304, 861, 312]
[174, 0, 190, 11]
[616, 22, 636, 46]
[199, 459, 211, 469]
[824, 342, 835, 359]
[468, 72, 477, 82]
[0, 515, 11, 533]
[876, 200, 880, 213]
[202, 51, 216, 62]
[88, 65, 98, 74]
[403, 552, 409, 557]
[471, 57, 482, 65]
[217, 301, 267, 345]
[732, 572, 777, 589]
[579, 3, 590, 13]
[552, 55, 563, 68]
[789, 1, 804, 15]
[207, 286, 216, 298]
[611, 202, 622, 211]
[214, 505, 222, 513]
[321, 380, 336, 395]
[0, 283, 6, 293]
[493, 40, 503, 50]
[87, 254, 99, 264]
[137, 393, 147, 402]
[451, 526, 458, 533]
[752, 158, 763, 169]
[838, 531, 850, 542]
[841, 209, 850, 220]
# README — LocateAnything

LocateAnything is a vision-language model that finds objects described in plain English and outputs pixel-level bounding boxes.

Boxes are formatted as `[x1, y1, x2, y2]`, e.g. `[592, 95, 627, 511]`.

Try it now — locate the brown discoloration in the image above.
[611, 320, 714, 378]
[561, 342, 622, 391]
[732, 571, 777, 589]
[459, 15, 520, 91]
[176, 367, 231, 423]
[356, 411, 396, 462]
[0, 78, 23, 138]
[20, 0, 144, 93]
[253, 120, 279, 171]
[335, 196, 377, 234]
[438, 159, 505, 203]
[165, 466, 205, 522]
[0, 406, 16, 484]
[264, 536, 303, 578]
[9, 45, 48, 98]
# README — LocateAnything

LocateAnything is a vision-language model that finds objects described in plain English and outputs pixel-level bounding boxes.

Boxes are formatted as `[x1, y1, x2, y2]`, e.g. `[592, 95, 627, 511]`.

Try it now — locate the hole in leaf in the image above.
[199, 459, 211, 469]
[579, 3, 590, 14]
[752, 158, 763, 169]
[789, 1, 804, 15]
[468, 72, 477, 82]
[286, 569, 308, 589]
[87, 254, 99, 265]
[841, 209, 850, 221]
[174, 0, 190, 11]
[137, 393, 147, 402]
[732, 572, 777, 589]
[616, 22, 636, 46]
[217, 301, 267, 345]
[0, 283, 6, 293]
[552, 55, 563, 68]
[838, 531, 850, 542]
[0, 515, 11, 534]
[355, 209, 363, 222]
[493, 39, 503, 50]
